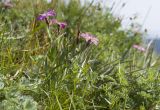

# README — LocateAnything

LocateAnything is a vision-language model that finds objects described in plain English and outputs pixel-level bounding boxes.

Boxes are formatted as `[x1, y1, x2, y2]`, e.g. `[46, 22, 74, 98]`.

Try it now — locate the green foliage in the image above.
[0, 0, 159, 110]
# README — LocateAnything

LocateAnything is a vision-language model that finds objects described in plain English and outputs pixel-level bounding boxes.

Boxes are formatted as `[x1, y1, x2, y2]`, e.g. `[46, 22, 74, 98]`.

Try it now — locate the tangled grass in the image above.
[0, 0, 160, 110]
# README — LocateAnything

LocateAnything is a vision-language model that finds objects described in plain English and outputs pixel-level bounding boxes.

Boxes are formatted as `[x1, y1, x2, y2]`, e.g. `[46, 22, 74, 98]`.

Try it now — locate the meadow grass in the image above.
[0, 0, 160, 110]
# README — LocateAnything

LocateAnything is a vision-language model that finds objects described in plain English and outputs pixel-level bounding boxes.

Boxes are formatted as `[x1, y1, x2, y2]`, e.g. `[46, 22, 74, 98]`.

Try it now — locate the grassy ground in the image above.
[0, 0, 160, 110]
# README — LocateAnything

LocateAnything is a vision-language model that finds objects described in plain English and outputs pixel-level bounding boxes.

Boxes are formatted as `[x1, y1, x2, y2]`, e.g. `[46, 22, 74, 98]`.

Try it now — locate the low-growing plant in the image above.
[0, 0, 159, 110]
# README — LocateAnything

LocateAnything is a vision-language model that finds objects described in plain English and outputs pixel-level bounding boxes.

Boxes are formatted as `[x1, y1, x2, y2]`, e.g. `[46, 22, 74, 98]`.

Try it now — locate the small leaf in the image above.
[23, 99, 37, 110]
[0, 81, 4, 89]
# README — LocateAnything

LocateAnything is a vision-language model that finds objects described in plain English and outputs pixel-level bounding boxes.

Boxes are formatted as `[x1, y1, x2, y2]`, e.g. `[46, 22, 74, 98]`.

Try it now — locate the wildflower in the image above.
[50, 19, 58, 24]
[3, 1, 13, 8]
[80, 33, 99, 45]
[37, 9, 56, 20]
[133, 44, 146, 52]
[50, 19, 67, 29]
[57, 22, 67, 29]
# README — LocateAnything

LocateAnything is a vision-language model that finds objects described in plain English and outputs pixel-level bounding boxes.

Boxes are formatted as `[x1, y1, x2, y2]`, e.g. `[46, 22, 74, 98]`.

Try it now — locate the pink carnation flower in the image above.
[133, 44, 146, 52]
[37, 10, 56, 20]
[50, 19, 67, 29]
[57, 22, 67, 29]
[80, 33, 99, 45]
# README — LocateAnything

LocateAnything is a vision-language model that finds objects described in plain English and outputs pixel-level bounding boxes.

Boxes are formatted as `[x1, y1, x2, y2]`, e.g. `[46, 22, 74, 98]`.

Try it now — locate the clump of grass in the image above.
[0, 0, 160, 110]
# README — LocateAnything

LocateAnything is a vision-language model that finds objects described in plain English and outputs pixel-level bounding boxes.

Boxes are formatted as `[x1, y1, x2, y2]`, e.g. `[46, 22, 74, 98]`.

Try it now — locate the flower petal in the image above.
[46, 10, 56, 16]
[133, 44, 146, 52]
[49, 19, 67, 29]
[57, 22, 67, 29]
[80, 33, 99, 45]
[37, 14, 47, 20]
[49, 19, 58, 25]
[37, 9, 56, 21]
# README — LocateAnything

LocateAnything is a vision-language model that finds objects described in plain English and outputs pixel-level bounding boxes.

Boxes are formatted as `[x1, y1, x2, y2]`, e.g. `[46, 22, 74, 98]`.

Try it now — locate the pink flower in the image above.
[57, 22, 67, 29]
[80, 33, 99, 45]
[3, 1, 13, 8]
[37, 10, 56, 20]
[50, 19, 67, 29]
[133, 44, 146, 52]
[50, 19, 58, 24]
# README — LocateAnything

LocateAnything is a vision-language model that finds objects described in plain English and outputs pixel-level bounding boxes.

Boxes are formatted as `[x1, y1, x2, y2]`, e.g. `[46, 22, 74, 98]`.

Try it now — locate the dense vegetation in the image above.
[0, 0, 160, 110]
